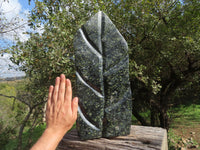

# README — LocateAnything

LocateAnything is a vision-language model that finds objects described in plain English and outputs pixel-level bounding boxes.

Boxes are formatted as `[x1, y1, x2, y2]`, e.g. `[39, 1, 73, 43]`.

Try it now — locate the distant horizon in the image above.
[0, 72, 25, 79]
[0, 75, 25, 81]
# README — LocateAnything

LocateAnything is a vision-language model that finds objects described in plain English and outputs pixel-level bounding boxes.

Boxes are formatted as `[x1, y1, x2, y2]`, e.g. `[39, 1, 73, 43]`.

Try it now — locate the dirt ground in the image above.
[171, 123, 200, 149]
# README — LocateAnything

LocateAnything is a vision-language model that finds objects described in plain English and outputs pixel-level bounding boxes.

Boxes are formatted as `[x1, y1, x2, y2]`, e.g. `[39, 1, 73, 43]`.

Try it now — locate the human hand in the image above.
[46, 74, 78, 136]
[30, 74, 78, 150]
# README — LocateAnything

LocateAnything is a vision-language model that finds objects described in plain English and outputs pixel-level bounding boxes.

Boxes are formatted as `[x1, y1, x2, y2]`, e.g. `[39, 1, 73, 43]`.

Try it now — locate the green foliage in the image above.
[114, 0, 200, 128]
[0, 81, 28, 148]
[168, 129, 182, 150]
[0, 0, 199, 148]
[3, 124, 46, 150]
[6, 0, 200, 131]
[169, 104, 200, 127]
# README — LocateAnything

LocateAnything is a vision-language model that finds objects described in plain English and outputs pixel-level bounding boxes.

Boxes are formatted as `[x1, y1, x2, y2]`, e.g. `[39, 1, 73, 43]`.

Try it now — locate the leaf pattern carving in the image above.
[74, 11, 132, 140]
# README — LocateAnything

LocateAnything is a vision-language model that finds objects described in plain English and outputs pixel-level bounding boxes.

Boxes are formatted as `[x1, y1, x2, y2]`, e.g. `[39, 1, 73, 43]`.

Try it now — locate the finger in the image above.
[64, 79, 72, 108]
[58, 74, 66, 105]
[72, 97, 78, 119]
[47, 85, 54, 110]
[53, 77, 60, 106]
[46, 85, 54, 118]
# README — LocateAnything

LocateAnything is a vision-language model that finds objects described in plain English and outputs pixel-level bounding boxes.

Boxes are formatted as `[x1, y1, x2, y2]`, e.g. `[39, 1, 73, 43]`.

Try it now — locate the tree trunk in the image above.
[132, 104, 148, 126]
[159, 107, 169, 130]
[17, 108, 33, 150]
[150, 106, 157, 127]
[158, 95, 169, 130]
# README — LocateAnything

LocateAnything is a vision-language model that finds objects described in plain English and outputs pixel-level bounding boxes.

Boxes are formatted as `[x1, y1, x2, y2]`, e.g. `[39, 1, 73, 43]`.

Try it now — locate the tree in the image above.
[7, 2, 200, 146]
[0, 1, 34, 149]
[117, 0, 200, 128]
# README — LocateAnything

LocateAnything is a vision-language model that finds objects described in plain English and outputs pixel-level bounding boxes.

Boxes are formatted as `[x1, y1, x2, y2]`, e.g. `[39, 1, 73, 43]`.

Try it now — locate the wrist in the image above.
[44, 126, 68, 139]
[30, 127, 67, 150]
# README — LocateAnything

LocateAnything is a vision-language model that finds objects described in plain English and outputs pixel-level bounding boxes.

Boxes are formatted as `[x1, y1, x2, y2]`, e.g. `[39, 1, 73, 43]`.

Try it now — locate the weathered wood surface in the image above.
[57, 125, 168, 150]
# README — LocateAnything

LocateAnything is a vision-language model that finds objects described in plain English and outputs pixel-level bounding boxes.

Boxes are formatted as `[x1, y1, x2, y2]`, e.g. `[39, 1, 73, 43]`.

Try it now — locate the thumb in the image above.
[72, 97, 78, 119]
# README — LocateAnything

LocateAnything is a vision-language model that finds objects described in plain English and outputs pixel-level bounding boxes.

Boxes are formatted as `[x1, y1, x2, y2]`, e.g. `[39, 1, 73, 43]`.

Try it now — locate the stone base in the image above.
[57, 125, 168, 150]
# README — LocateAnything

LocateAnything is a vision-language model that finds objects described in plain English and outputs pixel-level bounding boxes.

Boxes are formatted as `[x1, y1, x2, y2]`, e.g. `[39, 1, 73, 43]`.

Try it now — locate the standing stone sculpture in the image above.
[74, 11, 132, 140]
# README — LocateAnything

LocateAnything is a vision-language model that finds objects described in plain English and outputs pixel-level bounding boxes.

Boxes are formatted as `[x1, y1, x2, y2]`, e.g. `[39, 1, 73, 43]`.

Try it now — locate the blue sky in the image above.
[0, 0, 34, 46]
[19, 0, 35, 12]
[0, 0, 35, 78]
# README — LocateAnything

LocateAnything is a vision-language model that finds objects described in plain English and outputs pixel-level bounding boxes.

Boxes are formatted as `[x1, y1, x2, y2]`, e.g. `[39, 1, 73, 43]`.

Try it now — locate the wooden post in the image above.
[57, 125, 168, 150]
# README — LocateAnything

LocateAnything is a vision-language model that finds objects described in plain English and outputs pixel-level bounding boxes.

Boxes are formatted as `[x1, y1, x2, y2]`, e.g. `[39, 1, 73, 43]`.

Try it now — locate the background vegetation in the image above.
[0, 0, 200, 149]
[0, 80, 28, 148]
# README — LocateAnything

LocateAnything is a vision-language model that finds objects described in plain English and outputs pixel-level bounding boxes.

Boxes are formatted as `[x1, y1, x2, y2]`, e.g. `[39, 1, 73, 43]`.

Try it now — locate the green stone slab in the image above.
[74, 11, 132, 140]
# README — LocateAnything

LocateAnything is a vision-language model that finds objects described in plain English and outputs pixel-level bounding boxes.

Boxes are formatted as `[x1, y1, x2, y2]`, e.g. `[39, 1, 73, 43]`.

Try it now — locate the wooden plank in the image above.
[57, 125, 168, 150]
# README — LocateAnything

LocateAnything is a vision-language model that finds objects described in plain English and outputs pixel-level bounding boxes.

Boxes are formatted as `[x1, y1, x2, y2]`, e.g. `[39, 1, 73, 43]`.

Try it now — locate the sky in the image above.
[0, 0, 35, 44]
[0, 0, 35, 79]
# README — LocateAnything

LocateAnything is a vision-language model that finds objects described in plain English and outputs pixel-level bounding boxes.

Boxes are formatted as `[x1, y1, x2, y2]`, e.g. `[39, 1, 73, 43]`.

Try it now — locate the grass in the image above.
[169, 104, 200, 127]
[168, 104, 200, 149]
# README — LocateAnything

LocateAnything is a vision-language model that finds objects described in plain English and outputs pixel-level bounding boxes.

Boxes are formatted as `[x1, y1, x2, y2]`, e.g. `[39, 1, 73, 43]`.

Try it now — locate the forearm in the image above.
[30, 75, 78, 150]
[30, 128, 67, 150]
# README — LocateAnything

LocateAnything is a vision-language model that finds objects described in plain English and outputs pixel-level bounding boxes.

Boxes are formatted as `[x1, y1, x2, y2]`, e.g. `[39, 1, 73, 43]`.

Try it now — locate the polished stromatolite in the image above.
[74, 11, 132, 140]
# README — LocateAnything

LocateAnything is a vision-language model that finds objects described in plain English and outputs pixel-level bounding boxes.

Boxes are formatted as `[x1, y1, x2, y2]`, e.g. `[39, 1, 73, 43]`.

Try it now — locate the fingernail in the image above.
[66, 79, 71, 85]
[74, 97, 78, 103]
[56, 77, 60, 82]
[61, 74, 65, 78]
